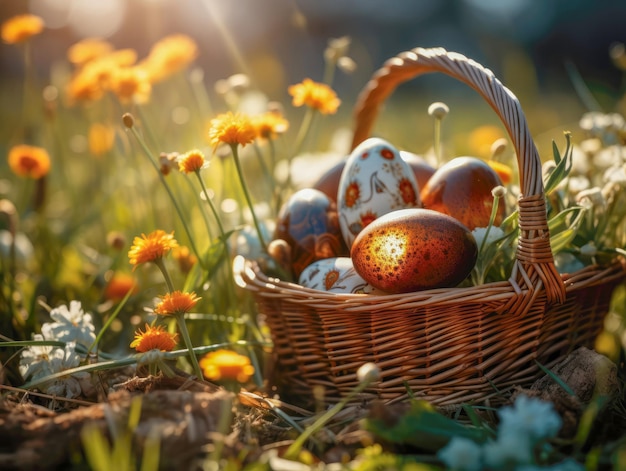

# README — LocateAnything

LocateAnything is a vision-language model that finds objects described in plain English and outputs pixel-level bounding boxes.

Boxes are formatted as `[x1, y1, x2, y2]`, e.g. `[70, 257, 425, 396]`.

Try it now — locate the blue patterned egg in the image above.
[337, 138, 421, 247]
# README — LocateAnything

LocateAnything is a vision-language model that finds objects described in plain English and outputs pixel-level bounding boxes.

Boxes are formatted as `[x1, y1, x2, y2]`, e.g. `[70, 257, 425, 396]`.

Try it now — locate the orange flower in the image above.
[65, 61, 109, 103]
[199, 349, 255, 383]
[8, 145, 50, 179]
[128, 230, 178, 267]
[67, 38, 113, 66]
[153, 290, 200, 317]
[140, 34, 198, 83]
[172, 246, 197, 274]
[88, 123, 116, 156]
[288, 78, 341, 114]
[208, 112, 256, 149]
[487, 160, 513, 185]
[1, 14, 44, 44]
[109, 66, 151, 104]
[252, 111, 289, 140]
[178, 149, 206, 174]
[104, 273, 138, 301]
[131, 323, 178, 352]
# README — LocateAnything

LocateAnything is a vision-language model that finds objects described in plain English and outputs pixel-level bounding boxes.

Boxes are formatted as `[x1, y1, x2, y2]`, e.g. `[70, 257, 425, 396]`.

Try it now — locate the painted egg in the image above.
[337, 138, 421, 248]
[298, 257, 387, 294]
[399, 151, 437, 189]
[273, 188, 348, 279]
[420, 156, 506, 230]
[351, 208, 478, 293]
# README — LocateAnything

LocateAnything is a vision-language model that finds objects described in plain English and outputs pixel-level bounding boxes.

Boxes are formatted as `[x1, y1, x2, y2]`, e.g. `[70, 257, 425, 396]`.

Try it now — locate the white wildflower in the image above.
[554, 252, 585, 274]
[575, 187, 606, 212]
[483, 432, 533, 468]
[498, 395, 562, 442]
[19, 334, 65, 381]
[592, 145, 622, 170]
[20, 340, 87, 398]
[472, 226, 505, 249]
[566, 175, 590, 196]
[437, 437, 483, 471]
[41, 300, 96, 348]
[603, 163, 626, 185]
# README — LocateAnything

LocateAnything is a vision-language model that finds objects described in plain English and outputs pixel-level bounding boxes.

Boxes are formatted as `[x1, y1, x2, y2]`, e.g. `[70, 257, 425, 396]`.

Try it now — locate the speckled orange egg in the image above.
[420, 156, 506, 230]
[350, 208, 478, 293]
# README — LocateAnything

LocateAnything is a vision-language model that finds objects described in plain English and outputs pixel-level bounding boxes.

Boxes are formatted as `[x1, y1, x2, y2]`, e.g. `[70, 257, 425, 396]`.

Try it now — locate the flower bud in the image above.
[428, 102, 449, 120]
[357, 362, 381, 384]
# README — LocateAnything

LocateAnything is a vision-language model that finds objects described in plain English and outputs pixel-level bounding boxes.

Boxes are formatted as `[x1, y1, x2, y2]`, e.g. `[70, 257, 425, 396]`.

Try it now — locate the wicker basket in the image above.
[235, 47, 626, 406]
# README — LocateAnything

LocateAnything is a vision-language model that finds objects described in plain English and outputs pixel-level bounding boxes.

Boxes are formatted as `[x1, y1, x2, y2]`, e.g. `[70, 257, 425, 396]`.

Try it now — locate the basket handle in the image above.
[351, 47, 565, 306]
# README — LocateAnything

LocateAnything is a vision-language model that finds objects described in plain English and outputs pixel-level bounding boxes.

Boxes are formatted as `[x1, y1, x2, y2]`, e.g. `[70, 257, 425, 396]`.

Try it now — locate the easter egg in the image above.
[350, 208, 478, 293]
[314, 152, 435, 203]
[298, 257, 386, 294]
[399, 151, 437, 189]
[337, 138, 421, 248]
[420, 156, 506, 230]
[273, 188, 348, 279]
[312, 159, 346, 202]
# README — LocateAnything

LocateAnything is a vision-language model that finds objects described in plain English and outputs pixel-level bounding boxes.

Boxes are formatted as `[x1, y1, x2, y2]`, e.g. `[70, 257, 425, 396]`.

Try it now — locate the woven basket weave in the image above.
[235, 47, 626, 406]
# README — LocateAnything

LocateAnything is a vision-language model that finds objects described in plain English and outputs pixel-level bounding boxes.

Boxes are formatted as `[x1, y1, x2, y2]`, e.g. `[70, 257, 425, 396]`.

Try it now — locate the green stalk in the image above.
[229, 143, 268, 254]
[284, 380, 372, 460]
[153, 258, 175, 293]
[175, 312, 204, 380]
[126, 121, 204, 268]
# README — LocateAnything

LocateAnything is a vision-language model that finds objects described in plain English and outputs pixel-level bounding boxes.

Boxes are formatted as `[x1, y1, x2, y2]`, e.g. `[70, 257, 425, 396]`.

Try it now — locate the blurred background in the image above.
[2, 0, 626, 156]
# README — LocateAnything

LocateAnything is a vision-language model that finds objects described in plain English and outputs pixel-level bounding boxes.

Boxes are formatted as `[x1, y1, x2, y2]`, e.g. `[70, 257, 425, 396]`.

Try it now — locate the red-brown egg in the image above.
[350, 208, 477, 293]
[312, 159, 345, 202]
[420, 156, 506, 230]
[273, 188, 348, 279]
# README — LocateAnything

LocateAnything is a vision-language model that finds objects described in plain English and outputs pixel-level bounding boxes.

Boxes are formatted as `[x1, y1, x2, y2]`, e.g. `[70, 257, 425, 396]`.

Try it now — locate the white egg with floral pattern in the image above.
[298, 257, 387, 294]
[337, 137, 421, 248]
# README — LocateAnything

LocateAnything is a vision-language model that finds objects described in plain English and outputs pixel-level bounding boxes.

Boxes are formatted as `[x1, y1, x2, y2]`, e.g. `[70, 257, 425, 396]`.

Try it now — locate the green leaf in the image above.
[534, 360, 575, 396]
[548, 206, 586, 254]
[364, 400, 485, 452]
[544, 133, 574, 195]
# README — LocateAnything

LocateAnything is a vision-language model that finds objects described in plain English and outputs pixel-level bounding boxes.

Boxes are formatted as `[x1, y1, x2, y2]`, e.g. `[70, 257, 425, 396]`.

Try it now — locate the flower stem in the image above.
[153, 258, 175, 293]
[126, 123, 205, 268]
[175, 312, 204, 380]
[229, 143, 268, 254]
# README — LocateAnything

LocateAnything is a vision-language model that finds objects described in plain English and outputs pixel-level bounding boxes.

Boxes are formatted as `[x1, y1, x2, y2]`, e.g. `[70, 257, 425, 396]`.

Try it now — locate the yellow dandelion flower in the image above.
[288, 78, 341, 114]
[172, 246, 197, 274]
[208, 112, 256, 148]
[128, 230, 178, 267]
[8, 144, 51, 179]
[252, 111, 289, 140]
[199, 349, 255, 383]
[140, 34, 198, 83]
[109, 66, 151, 104]
[1, 14, 44, 44]
[104, 272, 137, 301]
[130, 323, 178, 352]
[67, 38, 113, 66]
[153, 290, 200, 317]
[88, 122, 116, 156]
[178, 149, 206, 174]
